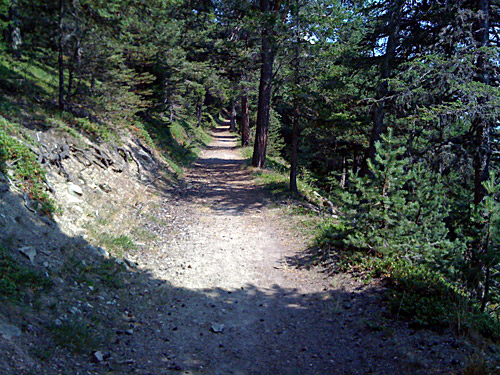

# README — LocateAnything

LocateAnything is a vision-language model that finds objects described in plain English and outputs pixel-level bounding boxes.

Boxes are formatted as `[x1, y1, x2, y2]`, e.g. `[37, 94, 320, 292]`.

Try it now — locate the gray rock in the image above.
[115, 258, 137, 271]
[324, 200, 334, 208]
[40, 216, 54, 226]
[93, 351, 104, 362]
[115, 258, 128, 270]
[19, 247, 36, 264]
[123, 258, 136, 268]
[138, 150, 153, 163]
[0, 321, 21, 340]
[66, 194, 82, 205]
[211, 323, 224, 333]
[70, 206, 84, 215]
[69, 306, 82, 314]
[68, 183, 83, 196]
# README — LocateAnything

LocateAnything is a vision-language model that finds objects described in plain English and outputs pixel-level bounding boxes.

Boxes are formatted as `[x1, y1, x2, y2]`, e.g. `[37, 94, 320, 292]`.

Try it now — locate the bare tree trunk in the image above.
[290, 23, 300, 194]
[252, 0, 278, 168]
[290, 103, 299, 193]
[473, 0, 491, 206]
[67, 38, 80, 103]
[241, 94, 250, 146]
[58, 0, 66, 111]
[230, 100, 237, 132]
[8, 0, 22, 58]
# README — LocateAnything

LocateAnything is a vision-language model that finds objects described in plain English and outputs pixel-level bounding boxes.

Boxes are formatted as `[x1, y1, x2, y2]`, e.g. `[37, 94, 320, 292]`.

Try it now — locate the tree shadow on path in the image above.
[0, 125, 469, 375]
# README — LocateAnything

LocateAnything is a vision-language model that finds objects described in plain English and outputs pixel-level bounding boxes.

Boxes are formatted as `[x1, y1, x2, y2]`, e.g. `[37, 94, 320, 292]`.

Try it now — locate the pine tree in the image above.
[340, 129, 453, 263]
[467, 172, 500, 312]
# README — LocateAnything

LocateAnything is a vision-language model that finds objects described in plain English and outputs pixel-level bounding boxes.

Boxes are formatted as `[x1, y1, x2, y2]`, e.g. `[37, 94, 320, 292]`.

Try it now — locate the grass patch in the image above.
[93, 259, 125, 288]
[73, 117, 114, 142]
[63, 256, 125, 289]
[242, 147, 319, 203]
[0, 52, 57, 98]
[141, 113, 211, 174]
[98, 234, 137, 258]
[49, 318, 100, 353]
[0, 116, 57, 214]
[131, 227, 157, 242]
[0, 247, 52, 299]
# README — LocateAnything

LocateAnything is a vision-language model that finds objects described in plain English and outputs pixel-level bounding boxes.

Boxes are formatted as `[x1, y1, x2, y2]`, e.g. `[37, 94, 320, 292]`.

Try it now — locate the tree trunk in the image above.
[473, 0, 491, 206]
[360, 1, 403, 176]
[58, 0, 66, 111]
[230, 100, 237, 132]
[473, 123, 491, 206]
[67, 38, 80, 103]
[241, 94, 250, 146]
[340, 157, 347, 188]
[290, 104, 299, 193]
[8, 0, 21, 58]
[472, 0, 491, 312]
[252, 0, 277, 168]
[290, 21, 300, 194]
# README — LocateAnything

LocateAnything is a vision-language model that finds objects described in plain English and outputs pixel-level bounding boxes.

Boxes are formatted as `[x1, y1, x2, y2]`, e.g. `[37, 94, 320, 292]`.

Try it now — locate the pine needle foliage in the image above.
[338, 128, 455, 264]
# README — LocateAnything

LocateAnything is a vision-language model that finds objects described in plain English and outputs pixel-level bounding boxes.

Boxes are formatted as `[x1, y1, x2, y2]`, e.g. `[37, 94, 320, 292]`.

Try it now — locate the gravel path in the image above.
[108, 124, 468, 375]
[0, 122, 477, 375]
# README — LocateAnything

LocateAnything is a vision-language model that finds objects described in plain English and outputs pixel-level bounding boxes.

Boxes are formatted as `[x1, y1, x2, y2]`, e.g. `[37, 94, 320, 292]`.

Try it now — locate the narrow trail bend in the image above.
[119, 124, 464, 375]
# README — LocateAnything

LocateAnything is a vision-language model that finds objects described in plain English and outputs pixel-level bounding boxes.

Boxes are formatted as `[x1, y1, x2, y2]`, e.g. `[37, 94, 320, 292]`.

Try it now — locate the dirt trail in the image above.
[0, 120, 477, 375]
[108, 123, 467, 375]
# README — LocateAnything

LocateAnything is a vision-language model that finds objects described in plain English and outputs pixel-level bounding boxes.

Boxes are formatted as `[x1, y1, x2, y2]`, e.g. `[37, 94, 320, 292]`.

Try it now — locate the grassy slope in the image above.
[0, 51, 212, 207]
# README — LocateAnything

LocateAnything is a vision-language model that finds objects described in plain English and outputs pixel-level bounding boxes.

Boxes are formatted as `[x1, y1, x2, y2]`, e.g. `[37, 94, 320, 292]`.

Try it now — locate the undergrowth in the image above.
[241, 146, 318, 202]
[0, 116, 56, 214]
[0, 49, 213, 218]
[142, 113, 211, 175]
[63, 256, 125, 289]
[313, 222, 500, 340]
[48, 318, 102, 353]
[0, 246, 52, 300]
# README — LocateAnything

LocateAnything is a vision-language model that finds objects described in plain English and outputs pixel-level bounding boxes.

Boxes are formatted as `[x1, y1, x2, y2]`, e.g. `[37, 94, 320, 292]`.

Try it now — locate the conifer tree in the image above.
[339, 129, 453, 263]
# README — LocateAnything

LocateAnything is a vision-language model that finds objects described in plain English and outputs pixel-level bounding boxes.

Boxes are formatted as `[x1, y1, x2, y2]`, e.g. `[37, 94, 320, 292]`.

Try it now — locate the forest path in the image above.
[118, 123, 462, 375]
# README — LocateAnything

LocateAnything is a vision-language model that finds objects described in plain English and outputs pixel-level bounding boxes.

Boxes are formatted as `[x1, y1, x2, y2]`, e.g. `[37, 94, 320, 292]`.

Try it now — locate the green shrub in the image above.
[74, 117, 113, 142]
[98, 234, 137, 258]
[386, 260, 460, 327]
[314, 129, 500, 338]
